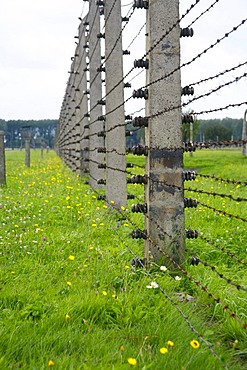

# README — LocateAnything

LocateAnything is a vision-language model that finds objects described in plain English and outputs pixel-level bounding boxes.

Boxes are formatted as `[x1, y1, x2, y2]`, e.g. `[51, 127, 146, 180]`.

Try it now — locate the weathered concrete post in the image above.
[78, 17, 90, 174]
[88, 1, 105, 189]
[145, 0, 185, 267]
[0, 131, 6, 185]
[25, 139, 31, 167]
[242, 109, 247, 156]
[104, 0, 127, 207]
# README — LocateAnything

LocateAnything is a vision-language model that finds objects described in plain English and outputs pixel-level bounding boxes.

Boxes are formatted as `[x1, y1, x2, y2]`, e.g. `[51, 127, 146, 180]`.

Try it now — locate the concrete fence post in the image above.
[88, 1, 105, 189]
[0, 131, 6, 186]
[25, 139, 31, 167]
[78, 18, 90, 174]
[104, 0, 127, 207]
[145, 0, 185, 267]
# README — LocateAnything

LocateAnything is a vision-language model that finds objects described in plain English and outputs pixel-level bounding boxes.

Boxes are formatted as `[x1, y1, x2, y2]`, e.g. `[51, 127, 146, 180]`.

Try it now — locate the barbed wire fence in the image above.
[54, 1, 247, 366]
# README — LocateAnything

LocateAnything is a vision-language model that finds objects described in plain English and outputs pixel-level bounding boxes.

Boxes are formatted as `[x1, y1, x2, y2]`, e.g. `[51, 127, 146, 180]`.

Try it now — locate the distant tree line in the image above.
[0, 117, 243, 149]
[0, 119, 58, 148]
[182, 117, 243, 143]
[128, 117, 244, 146]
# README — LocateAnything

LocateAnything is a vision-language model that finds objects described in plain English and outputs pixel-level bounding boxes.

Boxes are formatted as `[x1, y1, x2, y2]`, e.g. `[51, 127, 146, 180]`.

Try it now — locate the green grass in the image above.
[0, 149, 246, 369]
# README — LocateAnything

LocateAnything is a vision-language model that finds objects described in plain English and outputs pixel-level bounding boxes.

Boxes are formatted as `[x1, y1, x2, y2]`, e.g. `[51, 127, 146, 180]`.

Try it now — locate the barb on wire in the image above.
[186, 249, 247, 292]
[198, 234, 247, 267]
[198, 201, 247, 223]
[197, 173, 247, 186]
[184, 187, 247, 203]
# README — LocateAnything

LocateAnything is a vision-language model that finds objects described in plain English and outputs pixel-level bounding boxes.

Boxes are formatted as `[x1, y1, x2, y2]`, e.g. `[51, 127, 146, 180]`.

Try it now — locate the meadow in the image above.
[0, 149, 246, 369]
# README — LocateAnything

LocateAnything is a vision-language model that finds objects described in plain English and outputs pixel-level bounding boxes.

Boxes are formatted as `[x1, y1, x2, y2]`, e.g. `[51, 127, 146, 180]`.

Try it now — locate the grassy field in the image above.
[0, 149, 246, 369]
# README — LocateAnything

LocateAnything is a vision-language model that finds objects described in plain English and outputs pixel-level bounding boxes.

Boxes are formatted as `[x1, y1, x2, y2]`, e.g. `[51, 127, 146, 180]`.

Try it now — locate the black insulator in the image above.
[98, 115, 105, 121]
[97, 66, 105, 72]
[84, 135, 89, 140]
[97, 33, 105, 39]
[83, 90, 90, 95]
[131, 229, 147, 240]
[97, 99, 106, 105]
[84, 180, 90, 185]
[184, 198, 198, 208]
[122, 16, 129, 22]
[127, 194, 135, 200]
[84, 113, 90, 118]
[98, 163, 106, 169]
[84, 147, 89, 151]
[180, 27, 194, 37]
[131, 144, 148, 156]
[123, 50, 130, 55]
[84, 125, 90, 129]
[124, 82, 132, 88]
[183, 142, 196, 152]
[99, 8, 104, 16]
[131, 203, 147, 213]
[125, 115, 132, 121]
[185, 229, 198, 239]
[75, 106, 80, 110]
[128, 174, 147, 184]
[83, 21, 89, 26]
[97, 179, 106, 185]
[133, 0, 149, 9]
[83, 67, 89, 72]
[131, 257, 146, 268]
[84, 158, 90, 162]
[132, 116, 148, 127]
[134, 59, 149, 69]
[182, 114, 194, 124]
[181, 86, 194, 96]
[83, 44, 89, 49]
[183, 171, 197, 181]
[96, 0, 104, 5]
[97, 131, 105, 137]
[190, 256, 200, 266]
[126, 130, 133, 137]
[126, 163, 134, 168]
[132, 88, 148, 99]
[97, 195, 106, 200]
[97, 147, 106, 153]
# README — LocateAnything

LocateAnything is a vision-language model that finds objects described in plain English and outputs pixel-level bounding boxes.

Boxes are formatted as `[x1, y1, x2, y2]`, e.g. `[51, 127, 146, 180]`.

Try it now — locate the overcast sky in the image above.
[0, 0, 246, 121]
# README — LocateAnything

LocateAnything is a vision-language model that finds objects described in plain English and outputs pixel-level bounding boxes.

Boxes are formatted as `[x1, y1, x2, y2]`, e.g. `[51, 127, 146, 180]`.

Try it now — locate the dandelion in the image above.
[174, 276, 181, 281]
[146, 281, 159, 289]
[65, 314, 71, 321]
[112, 294, 117, 299]
[102, 290, 107, 296]
[160, 347, 168, 354]
[190, 339, 200, 349]
[120, 345, 124, 351]
[66, 281, 72, 287]
[91, 224, 97, 227]
[48, 360, 55, 367]
[68, 255, 75, 261]
[160, 265, 167, 272]
[167, 340, 174, 347]
[125, 265, 130, 269]
[128, 358, 137, 366]
[121, 206, 125, 211]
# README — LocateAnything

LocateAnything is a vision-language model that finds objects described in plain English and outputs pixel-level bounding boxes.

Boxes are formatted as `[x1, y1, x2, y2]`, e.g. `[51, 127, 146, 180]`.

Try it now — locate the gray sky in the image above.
[0, 0, 246, 121]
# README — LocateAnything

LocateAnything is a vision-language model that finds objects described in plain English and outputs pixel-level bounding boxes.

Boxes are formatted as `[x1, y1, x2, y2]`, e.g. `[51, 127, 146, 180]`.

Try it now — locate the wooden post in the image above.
[104, 0, 127, 207]
[145, 0, 185, 267]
